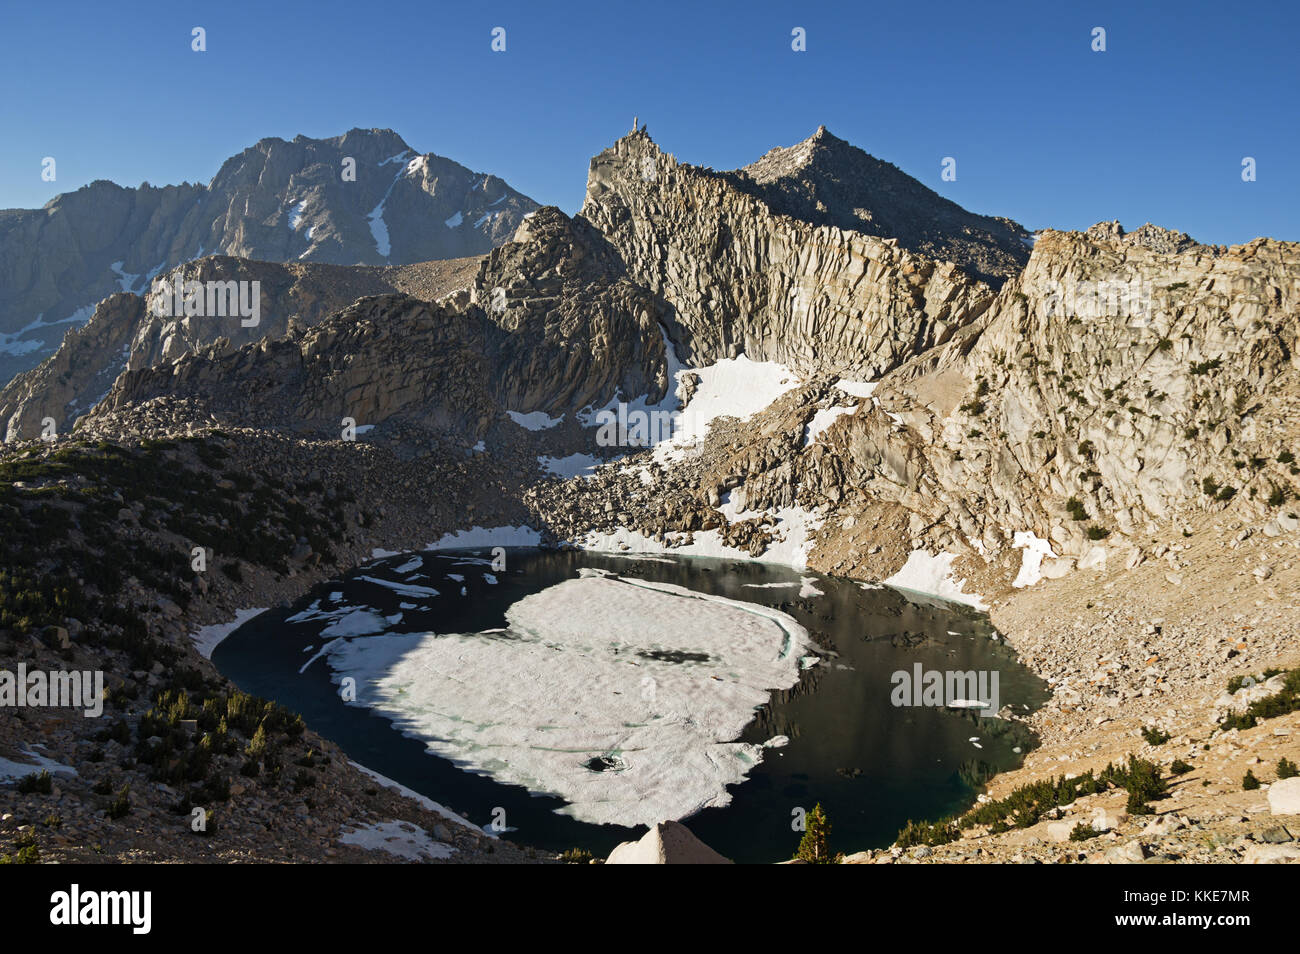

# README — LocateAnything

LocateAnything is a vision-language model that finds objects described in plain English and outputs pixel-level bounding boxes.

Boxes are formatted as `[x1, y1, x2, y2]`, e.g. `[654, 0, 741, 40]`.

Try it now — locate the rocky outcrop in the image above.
[0, 128, 537, 382]
[861, 224, 1300, 560]
[88, 207, 673, 451]
[0, 255, 481, 440]
[581, 130, 998, 377]
[605, 820, 732, 864]
[0, 293, 144, 442]
[733, 126, 1032, 284]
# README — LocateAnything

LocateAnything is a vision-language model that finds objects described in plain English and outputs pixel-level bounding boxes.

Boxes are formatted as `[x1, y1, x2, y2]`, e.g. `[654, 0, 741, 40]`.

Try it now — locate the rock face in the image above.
[582, 130, 998, 377]
[734, 126, 1032, 284]
[605, 820, 732, 864]
[88, 207, 670, 448]
[0, 254, 481, 440]
[0, 128, 538, 382]
[860, 223, 1300, 559]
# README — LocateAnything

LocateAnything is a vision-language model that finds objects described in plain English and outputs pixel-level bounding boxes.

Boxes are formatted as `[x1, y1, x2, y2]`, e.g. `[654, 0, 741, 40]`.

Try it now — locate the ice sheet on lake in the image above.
[321, 573, 814, 827]
[320, 608, 389, 637]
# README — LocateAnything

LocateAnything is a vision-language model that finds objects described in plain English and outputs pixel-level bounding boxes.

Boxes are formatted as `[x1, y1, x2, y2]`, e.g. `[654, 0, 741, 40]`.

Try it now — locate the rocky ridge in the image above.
[0, 128, 537, 382]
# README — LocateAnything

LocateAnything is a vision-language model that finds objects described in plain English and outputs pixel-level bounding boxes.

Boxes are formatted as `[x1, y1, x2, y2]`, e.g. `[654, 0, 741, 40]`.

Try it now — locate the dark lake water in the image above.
[213, 548, 1047, 863]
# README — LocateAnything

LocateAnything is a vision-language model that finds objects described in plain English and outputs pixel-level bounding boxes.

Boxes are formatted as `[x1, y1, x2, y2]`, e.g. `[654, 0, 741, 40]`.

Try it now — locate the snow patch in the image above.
[583, 505, 822, 570]
[339, 820, 455, 860]
[803, 405, 858, 447]
[834, 379, 877, 399]
[539, 453, 602, 479]
[0, 749, 78, 782]
[191, 607, 267, 659]
[1011, 531, 1057, 588]
[507, 409, 564, 430]
[885, 550, 988, 610]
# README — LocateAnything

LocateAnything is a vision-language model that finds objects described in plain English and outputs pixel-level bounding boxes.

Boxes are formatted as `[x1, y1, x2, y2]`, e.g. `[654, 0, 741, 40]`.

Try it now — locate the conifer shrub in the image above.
[793, 803, 841, 863]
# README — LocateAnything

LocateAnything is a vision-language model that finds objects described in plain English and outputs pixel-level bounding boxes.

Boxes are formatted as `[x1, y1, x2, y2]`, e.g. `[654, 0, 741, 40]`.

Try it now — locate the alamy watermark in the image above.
[0, 665, 104, 717]
[890, 664, 1000, 718]
[150, 276, 261, 327]
[1039, 277, 1156, 325]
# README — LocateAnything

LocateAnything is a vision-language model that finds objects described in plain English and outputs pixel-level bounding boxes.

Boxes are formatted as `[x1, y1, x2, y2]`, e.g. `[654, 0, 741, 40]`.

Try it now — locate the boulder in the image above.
[1268, 777, 1300, 815]
[1243, 843, 1300, 864]
[605, 821, 732, 864]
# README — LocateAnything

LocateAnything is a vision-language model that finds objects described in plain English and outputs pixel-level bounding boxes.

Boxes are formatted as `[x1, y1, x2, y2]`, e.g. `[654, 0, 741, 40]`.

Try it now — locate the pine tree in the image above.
[794, 803, 840, 864]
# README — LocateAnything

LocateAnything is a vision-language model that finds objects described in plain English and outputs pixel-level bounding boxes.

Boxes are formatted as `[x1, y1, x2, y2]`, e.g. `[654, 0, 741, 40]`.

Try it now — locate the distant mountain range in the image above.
[0, 128, 538, 382]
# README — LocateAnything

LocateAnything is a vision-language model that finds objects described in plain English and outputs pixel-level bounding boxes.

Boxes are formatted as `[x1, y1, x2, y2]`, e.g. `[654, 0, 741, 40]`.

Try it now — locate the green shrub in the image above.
[1141, 726, 1171, 746]
[1221, 669, 1300, 730]
[1170, 759, 1193, 776]
[1277, 758, 1298, 780]
[1102, 756, 1168, 815]
[1069, 822, 1100, 841]
[0, 844, 40, 864]
[1242, 770, 1260, 791]
[107, 784, 131, 819]
[16, 770, 52, 795]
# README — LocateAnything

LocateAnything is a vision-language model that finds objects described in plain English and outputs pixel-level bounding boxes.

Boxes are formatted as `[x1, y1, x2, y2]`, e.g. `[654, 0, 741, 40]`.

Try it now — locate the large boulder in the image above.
[1268, 777, 1300, 815]
[605, 821, 732, 864]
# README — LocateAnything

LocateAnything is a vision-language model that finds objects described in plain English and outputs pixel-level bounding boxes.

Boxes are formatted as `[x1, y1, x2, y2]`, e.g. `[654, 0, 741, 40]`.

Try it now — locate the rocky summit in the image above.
[0, 129, 537, 384]
[2, 124, 1298, 868]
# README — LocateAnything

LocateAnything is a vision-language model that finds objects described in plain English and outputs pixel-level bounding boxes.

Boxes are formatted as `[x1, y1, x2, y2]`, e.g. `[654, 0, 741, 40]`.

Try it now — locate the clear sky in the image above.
[1, 0, 1296, 244]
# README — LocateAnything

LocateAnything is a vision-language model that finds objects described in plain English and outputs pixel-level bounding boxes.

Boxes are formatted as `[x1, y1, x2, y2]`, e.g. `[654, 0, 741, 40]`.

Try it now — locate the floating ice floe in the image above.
[798, 576, 825, 597]
[320, 609, 389, 637]
[356, 576, 439, 598]
[321, 573, 814, 827]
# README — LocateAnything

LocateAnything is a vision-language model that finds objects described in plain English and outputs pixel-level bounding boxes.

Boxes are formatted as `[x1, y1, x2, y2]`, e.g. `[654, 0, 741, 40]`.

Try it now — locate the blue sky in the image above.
[1, 0, 1296, 244]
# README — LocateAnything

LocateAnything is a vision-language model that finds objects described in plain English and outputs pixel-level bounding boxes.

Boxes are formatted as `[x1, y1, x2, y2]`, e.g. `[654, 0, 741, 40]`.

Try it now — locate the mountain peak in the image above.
[734, 129, 1031, 284]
